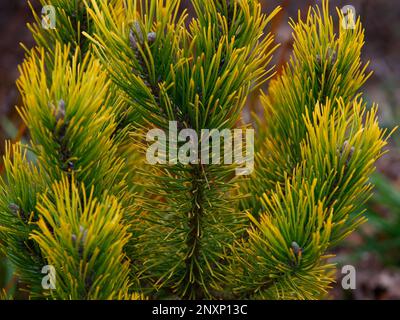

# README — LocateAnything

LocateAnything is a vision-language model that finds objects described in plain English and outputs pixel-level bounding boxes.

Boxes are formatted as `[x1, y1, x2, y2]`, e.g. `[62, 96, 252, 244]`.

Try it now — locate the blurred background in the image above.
[0, 0, 399, 299]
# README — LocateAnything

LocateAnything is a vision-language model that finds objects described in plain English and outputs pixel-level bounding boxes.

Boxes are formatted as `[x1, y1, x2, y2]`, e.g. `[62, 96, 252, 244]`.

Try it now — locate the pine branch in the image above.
[232, 0, 389, 299]
[0, 143, 47, 296]
[247, 0, 371, 205]
[31, 177, 133, 300]
[0, 43, 135, 298]
[27, 0, 121, 59]
[86, 0, 278, 298]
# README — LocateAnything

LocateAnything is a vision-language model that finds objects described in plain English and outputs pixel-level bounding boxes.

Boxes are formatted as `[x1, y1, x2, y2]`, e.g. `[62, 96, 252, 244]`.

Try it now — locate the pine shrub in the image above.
[0, 0, 390, 300]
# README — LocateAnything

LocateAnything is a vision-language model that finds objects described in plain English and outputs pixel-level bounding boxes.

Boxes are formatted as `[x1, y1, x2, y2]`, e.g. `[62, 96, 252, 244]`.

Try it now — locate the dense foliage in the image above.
[0, 0, 389, 300]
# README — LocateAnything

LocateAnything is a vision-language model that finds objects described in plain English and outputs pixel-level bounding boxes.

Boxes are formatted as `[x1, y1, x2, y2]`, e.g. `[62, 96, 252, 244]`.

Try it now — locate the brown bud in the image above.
[291, 241, 302, 257]
[79, 225, 88, 244]
[129, 21, 144, 50]
[55, 99, 66, 122]
[8, 203, 20, 216]
[338, 140, 355, 165]
[147, 32, 157, 44]
[327, 47, 337, 65]
[316, 54, 322, 65]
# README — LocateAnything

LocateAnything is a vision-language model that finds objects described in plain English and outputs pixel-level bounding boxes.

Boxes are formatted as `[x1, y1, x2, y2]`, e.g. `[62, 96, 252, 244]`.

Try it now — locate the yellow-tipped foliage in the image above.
[31, 177, 132, 300]
[27, 0, 123, 58]
[251, 1, 371, 195]
[0, 143, 46, 295]
[17, 45, 127, 198]
[0, 44, 133, 298]
[232, 1, 389, 299]
[0, 0, 390, 300]
[85, 0, 279, 299]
